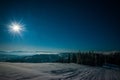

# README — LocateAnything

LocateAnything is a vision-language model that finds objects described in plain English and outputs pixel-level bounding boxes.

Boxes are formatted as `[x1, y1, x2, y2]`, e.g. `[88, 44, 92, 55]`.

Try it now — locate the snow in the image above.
[0, 62, 120, 80]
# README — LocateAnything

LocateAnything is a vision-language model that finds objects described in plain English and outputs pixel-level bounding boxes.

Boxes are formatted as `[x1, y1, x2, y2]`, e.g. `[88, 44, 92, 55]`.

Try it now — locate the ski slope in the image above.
[0, 62, 120, 80]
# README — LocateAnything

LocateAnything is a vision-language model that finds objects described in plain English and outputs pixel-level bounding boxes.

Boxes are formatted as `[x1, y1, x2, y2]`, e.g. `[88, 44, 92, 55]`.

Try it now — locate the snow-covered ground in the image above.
[0, 62, 120, 80]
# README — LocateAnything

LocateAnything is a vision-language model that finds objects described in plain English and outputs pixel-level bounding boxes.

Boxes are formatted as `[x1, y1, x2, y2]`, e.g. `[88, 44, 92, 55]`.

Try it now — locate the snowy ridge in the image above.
[0, 62, 120, 80]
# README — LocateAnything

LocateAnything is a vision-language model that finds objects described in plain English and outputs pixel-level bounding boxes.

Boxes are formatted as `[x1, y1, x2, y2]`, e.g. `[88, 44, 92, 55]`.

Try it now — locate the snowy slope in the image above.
[0, 62, 120, 80]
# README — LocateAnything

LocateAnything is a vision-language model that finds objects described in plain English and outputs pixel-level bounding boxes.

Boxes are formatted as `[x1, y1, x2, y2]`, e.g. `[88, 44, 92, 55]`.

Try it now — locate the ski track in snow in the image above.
[0, 62, 120, 80]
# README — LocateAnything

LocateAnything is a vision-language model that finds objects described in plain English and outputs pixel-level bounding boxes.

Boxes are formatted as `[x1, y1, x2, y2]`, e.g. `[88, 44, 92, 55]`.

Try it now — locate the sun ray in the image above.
[8, 21, 25, 38]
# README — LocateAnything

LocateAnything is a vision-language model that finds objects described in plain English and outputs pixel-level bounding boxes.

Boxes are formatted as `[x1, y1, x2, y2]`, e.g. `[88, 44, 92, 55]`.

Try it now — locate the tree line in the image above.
[58, 51, 120, 66]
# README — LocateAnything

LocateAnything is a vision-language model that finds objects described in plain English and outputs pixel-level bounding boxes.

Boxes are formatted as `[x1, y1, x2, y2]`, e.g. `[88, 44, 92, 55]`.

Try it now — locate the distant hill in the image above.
[0, 52, 60, 63]
[0, 51, 120, 67]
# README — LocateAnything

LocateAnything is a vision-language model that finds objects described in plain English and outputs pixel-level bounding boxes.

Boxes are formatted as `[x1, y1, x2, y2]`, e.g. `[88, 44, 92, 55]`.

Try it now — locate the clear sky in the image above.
[0, 0, 120, 51]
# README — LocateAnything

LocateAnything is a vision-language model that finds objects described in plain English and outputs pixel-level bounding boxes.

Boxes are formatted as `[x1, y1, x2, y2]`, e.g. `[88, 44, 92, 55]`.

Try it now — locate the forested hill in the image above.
[0, 51, 120, 67]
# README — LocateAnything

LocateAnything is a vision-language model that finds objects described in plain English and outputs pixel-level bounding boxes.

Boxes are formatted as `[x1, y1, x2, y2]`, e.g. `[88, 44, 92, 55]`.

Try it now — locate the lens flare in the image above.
[8, 21, 25, 37]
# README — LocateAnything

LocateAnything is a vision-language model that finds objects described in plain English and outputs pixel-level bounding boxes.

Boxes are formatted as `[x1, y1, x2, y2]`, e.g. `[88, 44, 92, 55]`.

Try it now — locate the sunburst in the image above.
[8, 21, 25, 37]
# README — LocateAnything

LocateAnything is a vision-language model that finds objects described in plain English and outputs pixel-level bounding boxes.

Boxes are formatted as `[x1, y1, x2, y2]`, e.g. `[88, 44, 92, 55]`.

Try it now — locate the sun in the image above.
[8, 21, 25, 36]
[11, 23, 22, 32]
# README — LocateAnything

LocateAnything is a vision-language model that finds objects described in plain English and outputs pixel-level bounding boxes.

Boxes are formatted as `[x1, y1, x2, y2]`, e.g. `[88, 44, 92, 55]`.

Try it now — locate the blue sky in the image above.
[0, 0, 120, 51]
